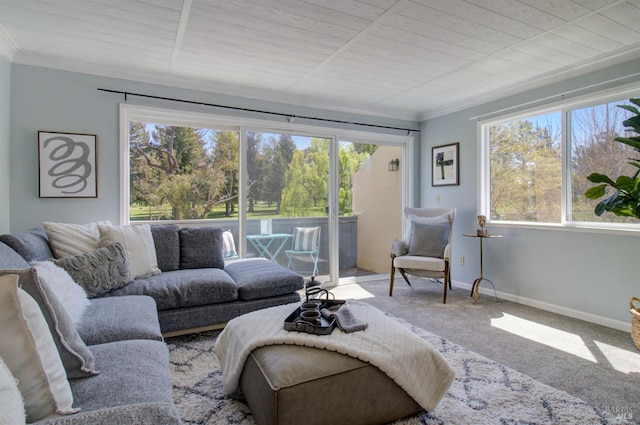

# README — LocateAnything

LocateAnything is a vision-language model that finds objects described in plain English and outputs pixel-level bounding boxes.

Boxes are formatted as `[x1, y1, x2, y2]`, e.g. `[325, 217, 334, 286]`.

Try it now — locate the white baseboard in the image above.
[452, 280, 631, 333]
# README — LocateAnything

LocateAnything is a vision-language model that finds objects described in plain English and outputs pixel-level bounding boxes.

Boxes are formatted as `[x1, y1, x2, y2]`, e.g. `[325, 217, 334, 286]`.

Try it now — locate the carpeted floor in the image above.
[333, 277, 640, 424]
[166, 280, 639, 424]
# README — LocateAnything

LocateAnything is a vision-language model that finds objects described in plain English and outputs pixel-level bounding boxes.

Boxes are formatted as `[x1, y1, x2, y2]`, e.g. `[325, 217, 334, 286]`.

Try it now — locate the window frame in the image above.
[479, 84, 640, 234]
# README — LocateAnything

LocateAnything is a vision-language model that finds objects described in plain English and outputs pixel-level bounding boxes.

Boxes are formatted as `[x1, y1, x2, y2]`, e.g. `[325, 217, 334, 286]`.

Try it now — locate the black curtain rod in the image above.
[98, 88, 420, 134]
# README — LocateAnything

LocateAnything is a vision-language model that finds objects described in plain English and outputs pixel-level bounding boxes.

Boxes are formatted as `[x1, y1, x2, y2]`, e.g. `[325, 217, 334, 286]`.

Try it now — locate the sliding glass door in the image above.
[243, 131, 331, 280]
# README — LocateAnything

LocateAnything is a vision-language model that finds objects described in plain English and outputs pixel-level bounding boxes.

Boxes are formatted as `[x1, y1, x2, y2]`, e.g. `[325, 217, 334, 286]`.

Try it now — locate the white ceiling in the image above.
[1, 0, 640, 121]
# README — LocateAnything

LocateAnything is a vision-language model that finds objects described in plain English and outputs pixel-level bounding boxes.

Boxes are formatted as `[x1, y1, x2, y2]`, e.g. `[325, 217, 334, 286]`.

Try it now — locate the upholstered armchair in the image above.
[389, 207, 456, 303]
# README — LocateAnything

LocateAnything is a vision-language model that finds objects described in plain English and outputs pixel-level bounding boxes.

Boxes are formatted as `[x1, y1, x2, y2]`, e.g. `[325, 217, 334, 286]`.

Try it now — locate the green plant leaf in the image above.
[622, 116, 640, 133]
[585, 184, 606, 199]
[618, 104, 640, 115]
[586, 173, 615, 185]
[614, 137, 640, 151]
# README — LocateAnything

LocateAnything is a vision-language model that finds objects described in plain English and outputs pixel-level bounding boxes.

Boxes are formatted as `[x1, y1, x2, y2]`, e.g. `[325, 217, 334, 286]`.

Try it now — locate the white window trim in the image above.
[119, 103, 414, 281]
[478, 83, 640, 235]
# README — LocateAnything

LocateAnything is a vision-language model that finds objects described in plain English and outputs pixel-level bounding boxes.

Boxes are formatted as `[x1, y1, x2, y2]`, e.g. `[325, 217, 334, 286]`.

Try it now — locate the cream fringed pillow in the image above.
[98, 223, 161, 279]
[0, 274, 79, 423]
[44, 221, 112, 259]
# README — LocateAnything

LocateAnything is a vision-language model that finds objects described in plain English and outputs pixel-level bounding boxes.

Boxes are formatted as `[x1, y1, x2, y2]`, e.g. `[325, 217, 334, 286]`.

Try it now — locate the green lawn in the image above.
[130, 202, 328, 221]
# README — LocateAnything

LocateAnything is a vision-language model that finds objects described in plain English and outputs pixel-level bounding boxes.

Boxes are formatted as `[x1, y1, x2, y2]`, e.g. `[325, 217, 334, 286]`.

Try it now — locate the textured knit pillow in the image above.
[98, 223, 161, 279]
[407, 221, 451, 258]
[179, 227, 224, 269]
[43, 221, 111, 259]
[293, 227, 320, 251]
[33, 261, 91, 325]
[0, 268, 99, 379]
[54, 243, 133, 298]
[0, 274, 79, 422]
[0, 355, 26, 425]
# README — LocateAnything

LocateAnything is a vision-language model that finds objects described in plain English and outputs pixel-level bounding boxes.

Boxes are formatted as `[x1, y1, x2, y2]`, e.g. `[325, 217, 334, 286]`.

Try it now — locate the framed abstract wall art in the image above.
[432, 142, 459, 186]
[38, 131, 98, 198]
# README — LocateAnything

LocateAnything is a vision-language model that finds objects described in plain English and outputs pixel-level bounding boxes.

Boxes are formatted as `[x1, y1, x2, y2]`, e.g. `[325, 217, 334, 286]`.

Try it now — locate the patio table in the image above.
[246, 233, 294, 264]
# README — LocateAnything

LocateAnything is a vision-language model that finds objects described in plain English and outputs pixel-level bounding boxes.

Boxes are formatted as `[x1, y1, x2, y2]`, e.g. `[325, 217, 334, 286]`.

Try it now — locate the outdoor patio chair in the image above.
[285, 226, 321, 276]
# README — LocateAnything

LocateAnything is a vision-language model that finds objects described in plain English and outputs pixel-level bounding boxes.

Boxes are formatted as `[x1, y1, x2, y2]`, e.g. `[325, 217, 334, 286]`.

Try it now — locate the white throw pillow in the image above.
[33, 261, 91, 325]
[0, 355, 26, 425]
[222, 230, 237, 258]
[98, 223, 161, 279]
[44, 221, 112, 259]
[0, 274, 79, 422]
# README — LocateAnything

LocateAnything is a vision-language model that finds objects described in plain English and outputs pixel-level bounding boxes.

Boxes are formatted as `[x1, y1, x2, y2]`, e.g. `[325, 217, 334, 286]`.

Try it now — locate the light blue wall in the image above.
[0, 56, 10, 233]
[422, 59, 640, 330]
[9, 64, 419, 232]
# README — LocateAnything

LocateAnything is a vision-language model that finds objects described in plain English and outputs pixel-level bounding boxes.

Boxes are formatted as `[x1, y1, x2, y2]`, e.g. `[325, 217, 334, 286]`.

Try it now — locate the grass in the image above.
[130, 202, 329, 221]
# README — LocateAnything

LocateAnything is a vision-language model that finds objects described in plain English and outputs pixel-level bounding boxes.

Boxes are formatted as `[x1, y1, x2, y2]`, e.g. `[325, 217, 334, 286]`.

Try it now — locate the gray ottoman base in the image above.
[240, 345, 423, 425]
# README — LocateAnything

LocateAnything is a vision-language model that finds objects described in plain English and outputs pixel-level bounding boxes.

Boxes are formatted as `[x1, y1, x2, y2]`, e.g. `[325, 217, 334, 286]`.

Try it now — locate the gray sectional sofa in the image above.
[0, 223, 305, 424]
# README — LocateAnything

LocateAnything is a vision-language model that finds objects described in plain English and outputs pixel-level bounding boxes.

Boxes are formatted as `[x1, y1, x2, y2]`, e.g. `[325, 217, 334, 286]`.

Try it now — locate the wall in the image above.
[422, 58, 640, 331]
[353, 145, 403, 273]
[9, 64, 419, 233]
[0, 56, 10, 233]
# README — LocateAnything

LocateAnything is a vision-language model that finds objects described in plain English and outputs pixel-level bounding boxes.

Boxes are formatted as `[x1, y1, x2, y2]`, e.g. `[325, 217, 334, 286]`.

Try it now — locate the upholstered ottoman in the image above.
[239, 344, 423, 425]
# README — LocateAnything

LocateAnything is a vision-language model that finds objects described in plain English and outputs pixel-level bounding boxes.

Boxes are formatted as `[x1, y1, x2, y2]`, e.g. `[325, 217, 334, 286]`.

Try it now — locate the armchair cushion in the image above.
[407, 221, 451, 258]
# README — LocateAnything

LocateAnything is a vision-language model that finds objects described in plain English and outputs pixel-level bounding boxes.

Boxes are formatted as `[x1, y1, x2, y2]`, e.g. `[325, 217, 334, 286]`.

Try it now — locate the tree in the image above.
[489, 120, 561, 222]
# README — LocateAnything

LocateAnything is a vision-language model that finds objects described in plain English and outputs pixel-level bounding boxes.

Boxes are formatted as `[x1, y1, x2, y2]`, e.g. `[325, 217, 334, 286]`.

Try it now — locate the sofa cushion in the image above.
[224, 259, 304, 301]
[179, 227, 224, 269]
[68, 339, 181, 424]
[0, 228, 54, 262]
[0, 241, 31, 268]
[43, 221, 111, 259]
[0, 274, 79, 423]
[54, 243, 133, 298]
[98, 223, 161, 279]
[105, 268, 238, 310]
[0, 268, 99, 379]
[150, 224, 180, 272]
[78, 296, 163, 346]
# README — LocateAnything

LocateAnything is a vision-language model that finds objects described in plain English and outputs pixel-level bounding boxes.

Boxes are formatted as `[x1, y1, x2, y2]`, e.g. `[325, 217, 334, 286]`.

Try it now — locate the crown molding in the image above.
[0, 25, 18, 61]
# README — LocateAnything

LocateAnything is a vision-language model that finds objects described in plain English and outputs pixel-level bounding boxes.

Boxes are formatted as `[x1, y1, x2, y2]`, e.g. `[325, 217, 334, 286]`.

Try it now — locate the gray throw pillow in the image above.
[407, 221, 451, 258]
[150, 224, 180, 272]
[179, 227, 224, 269]
[0, 268, 99, 379]
[54, 242, 133, 298]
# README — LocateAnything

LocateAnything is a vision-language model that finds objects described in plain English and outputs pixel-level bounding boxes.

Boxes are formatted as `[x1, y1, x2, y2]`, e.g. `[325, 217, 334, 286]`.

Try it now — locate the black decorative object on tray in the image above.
[284, 299, 345, 335]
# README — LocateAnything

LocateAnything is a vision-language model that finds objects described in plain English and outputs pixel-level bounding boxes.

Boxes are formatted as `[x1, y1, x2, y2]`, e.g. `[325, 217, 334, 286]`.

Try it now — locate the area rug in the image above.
[166, 315, 631, 425]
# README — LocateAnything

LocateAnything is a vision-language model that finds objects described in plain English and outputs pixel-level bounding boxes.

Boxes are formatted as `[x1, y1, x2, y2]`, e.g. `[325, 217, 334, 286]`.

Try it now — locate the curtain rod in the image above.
[97, 88, 420, 134]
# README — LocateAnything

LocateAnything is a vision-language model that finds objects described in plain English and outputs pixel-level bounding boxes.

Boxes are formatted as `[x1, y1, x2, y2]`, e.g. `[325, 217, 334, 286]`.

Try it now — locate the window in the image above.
[129, 122, 238, 221]
[482, 91, 637, 228]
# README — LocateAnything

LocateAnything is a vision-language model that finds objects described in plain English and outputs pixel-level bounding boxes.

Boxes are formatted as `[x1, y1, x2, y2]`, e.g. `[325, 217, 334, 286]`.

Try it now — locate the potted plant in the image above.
[585, 98, 640, 217]
[584, 97, 640, 350]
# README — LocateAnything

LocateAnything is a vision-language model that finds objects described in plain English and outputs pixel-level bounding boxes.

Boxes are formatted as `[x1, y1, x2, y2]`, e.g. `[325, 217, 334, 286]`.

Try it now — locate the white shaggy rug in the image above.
[167, 314, 632, 425]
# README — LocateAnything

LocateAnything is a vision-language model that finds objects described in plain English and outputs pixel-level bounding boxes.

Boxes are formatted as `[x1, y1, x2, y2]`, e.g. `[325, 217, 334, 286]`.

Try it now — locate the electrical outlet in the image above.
[436, 195, 441, 204]
[458, 256, 464, 266]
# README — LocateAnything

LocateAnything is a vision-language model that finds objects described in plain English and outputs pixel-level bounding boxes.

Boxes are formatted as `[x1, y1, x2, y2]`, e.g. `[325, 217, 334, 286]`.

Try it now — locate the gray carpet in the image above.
[166, 280, 639, 424]
[333, 277, 639, 424]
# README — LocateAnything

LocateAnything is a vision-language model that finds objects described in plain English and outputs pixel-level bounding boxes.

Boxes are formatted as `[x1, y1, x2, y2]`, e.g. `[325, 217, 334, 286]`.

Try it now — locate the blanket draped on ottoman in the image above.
[214, 300, 455, 412]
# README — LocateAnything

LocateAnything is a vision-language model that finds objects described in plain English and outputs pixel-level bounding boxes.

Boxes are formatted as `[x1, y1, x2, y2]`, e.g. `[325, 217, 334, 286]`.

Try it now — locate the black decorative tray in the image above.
[284, 299, 345, 335]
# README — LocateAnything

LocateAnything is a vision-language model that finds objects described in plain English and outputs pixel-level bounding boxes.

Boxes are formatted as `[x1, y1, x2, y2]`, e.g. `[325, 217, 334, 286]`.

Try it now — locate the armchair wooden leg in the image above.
[442, 261, 450, 304]
[389, 256, 395, 296]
